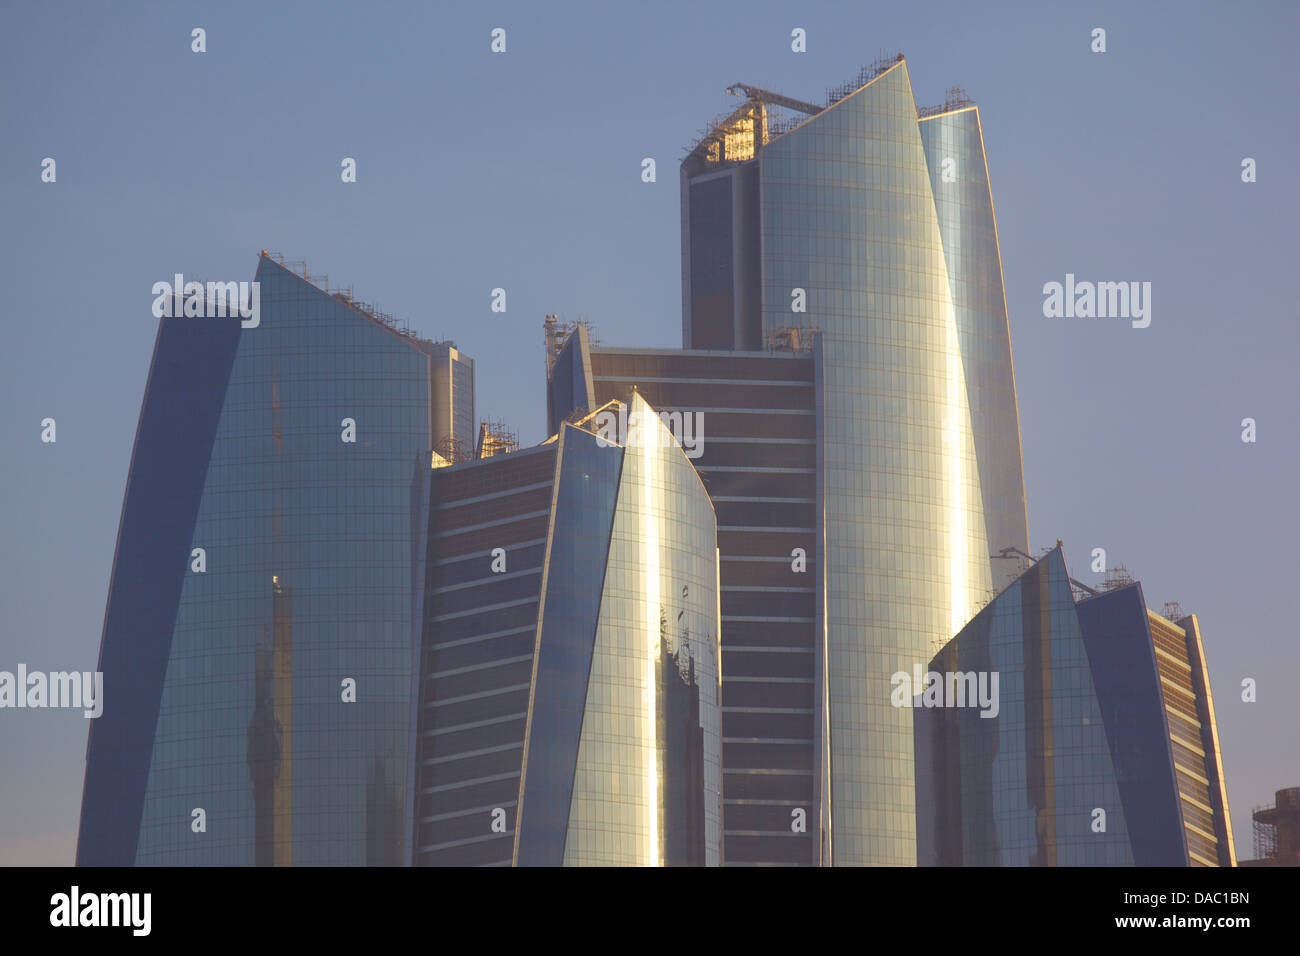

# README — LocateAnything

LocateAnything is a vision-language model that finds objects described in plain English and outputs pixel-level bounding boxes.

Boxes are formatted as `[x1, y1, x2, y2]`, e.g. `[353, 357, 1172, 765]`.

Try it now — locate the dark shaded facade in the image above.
[545, 324, 596, 432]
[415, 394, 722, 866]
[1077, 592, 1235, 866]
[76, 305, 242, 866]
[416, 445, 556, 865]
[916, 546, 1234, 866]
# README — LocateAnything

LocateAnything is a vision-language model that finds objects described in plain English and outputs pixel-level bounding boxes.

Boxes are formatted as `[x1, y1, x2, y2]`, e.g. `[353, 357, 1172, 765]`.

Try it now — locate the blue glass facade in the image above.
[917, 547, 1230, 866]
[544, 325, 596, 436]
[1074, 586, 1187, 865]
[76, 313, 241, 866]
[79, 254, 436, 865]
[1076, 589, 1234, 865]
[916, 548, 1136, 865]
[514, 425, 622, 865]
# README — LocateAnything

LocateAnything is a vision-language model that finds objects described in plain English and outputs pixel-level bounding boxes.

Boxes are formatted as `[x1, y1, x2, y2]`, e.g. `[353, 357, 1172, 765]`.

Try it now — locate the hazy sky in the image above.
[2, 0, 1296, 865]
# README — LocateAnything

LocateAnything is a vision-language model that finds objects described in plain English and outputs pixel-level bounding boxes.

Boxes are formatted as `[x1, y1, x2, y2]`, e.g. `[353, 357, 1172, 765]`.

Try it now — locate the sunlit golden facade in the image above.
[557, 394, 722, 865]
[705, 103, 769, 164]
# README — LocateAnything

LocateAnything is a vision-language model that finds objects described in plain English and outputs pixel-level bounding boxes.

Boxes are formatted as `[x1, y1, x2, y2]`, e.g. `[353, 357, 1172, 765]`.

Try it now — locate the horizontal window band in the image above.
[433, 481, 554, 510]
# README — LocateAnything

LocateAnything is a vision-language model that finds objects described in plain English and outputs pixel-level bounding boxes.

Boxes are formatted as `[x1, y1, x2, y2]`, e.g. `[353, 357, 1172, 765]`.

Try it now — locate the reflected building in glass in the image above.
[415, 393, 722, 866]
[915, 545, 1235, 866]
[78, 253, 444, 865]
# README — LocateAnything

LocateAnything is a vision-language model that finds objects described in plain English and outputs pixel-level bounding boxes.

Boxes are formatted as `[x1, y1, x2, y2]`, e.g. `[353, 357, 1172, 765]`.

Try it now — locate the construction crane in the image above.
[724, 84, 822, 116]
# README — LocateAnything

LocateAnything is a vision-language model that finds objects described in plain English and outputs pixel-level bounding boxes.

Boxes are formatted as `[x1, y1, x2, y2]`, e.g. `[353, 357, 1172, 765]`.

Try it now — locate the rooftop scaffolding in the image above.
[476, 419, 518, 459]
[918, 87, 976, 118]
[826, 51, 905, 105]
[543, 313, 600, 374]
[685, 52, 920, 169]
[260, 250, 428, 342]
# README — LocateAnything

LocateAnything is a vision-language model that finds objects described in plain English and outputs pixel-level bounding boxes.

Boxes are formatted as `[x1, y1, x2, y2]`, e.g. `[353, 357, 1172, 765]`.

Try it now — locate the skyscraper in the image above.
[548, 330, 823, 864]
[1077, 587, 1235, 866]
[915, 546, 1234, 866]
[917, 96, 1029, 588]
[677, 54, 1026, 864]
[415, 394, 722, 866]
[80, 53, 1040, 868]
[80, 257, 724, 868]
[79, 253, 442, 865]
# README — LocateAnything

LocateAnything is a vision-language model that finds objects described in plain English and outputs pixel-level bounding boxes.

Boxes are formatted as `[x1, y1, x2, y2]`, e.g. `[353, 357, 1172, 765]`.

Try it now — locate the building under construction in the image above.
[1243, 787, 1300, 866]
[475, 419, 518, 459]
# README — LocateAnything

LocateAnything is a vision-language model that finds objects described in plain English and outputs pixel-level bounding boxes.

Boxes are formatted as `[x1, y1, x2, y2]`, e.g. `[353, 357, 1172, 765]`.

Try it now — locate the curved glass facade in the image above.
[919, 107, 1029, 584]
[76, 314, 242, 866]
[86, 255, 435, 865]
[916, 549, 1135, 865]
[513, 424, 624, 864]
[758, 61, 993, 865]
[557, 394, 722, 865]
[558, 346, 821, 865]
[419, 395, 722, 866]
[918, 548, 1235, 866]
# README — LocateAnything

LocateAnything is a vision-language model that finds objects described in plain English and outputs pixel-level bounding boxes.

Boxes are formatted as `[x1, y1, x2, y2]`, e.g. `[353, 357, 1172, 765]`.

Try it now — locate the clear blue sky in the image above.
[2, 0, 1296, 864]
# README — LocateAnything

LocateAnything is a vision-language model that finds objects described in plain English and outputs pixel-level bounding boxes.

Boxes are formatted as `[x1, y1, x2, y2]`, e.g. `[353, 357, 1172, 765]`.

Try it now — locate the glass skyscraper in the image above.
[78, 278, 722, 866]
[541, 55, 1032, 865]
[917, 101, 1029, 588]
[78, 53, 1217, 870]
[915, 546, 1234, 866]
[679, 55, 1026, 864]
[416, 394, 722, 866]
[1076, 584, 1235, 866]
[78, 254, 438, 865]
